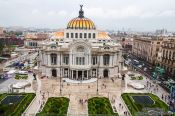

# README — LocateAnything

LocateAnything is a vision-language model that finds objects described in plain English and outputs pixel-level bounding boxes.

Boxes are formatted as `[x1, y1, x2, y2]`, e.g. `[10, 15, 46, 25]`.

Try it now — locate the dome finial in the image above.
[79, 4, 84, 18]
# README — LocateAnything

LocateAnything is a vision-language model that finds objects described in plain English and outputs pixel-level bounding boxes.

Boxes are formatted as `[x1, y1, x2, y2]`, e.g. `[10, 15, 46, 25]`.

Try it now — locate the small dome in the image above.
[67, 5, 96, 30]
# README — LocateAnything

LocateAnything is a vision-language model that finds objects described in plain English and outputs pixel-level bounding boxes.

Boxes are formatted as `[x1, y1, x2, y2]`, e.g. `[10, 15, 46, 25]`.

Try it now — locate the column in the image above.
[68, 69, 69, 78]
[72, 70, 73, 79]
[110, 55, 112, 66]
[82, 71, 84, 80]
[87, 70, 88, 79]
[76, 70, 78, 80]
[47, 54, 50, 65]
[100, 55, 103, 66]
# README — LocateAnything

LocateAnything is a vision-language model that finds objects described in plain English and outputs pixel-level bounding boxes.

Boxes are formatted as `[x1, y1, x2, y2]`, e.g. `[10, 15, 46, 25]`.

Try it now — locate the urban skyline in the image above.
[0, 0, 175, 31]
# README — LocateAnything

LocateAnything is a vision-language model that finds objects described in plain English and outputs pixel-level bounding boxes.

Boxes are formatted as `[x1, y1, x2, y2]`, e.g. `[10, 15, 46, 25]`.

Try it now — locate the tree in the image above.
[0, 42, 4, 56]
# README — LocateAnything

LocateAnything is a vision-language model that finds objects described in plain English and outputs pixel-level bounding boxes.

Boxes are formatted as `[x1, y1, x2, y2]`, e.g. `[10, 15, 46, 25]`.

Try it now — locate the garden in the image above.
[121, 93, 169, 116]
[37, 97, 69, 116]
[0, 93, 35, 116]
[130, 76, 143, 80]
[15, 73, 28, 79]
[88, 97, 118, 116]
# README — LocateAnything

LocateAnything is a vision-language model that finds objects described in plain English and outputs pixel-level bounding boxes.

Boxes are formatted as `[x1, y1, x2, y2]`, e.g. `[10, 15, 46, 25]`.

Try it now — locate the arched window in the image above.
[88, 33, 91, 38]
[66, 33, 69, 38]
[50, 53, 57, 65]
[71, 33, 74, 38]
[103, 54, 110, 65]
[80, 33, 82, 38]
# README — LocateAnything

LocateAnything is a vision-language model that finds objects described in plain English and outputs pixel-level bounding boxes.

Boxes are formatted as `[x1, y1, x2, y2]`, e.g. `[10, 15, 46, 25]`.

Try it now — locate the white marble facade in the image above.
[38, 6, 123, 80]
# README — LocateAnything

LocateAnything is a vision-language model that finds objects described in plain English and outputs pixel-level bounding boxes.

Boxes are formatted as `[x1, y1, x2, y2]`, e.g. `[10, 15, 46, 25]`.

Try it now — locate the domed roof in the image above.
[67, 5, 96, 30]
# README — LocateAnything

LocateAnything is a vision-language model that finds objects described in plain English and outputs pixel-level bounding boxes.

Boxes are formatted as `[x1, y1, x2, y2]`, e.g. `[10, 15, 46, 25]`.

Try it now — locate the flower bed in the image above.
[15, 74, 28, 79]
[121, 93, 168, 116]
[37, 97, 69, 116]
[131, 76, 143, 80]
[0, 93, 35, 115]
[88, 97, 118, 116]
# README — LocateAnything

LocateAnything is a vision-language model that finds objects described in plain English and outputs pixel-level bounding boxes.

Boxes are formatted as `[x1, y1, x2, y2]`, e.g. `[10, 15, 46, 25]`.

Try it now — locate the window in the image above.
[88, 33, 91, 38]
[71, 33, 74, 38]
[76, 57, 85, 65]
[92, 56, 97, 65]
[51, 54, 57, 65]
[103, 54, 110, 65]
[63, 54, 69, 65]
[84, 33, 87, 38]
[80, 33, 82, 38]
[75, 33, 78, 38]
[93, 33, 96, 38]
[66, 33, 69, 38]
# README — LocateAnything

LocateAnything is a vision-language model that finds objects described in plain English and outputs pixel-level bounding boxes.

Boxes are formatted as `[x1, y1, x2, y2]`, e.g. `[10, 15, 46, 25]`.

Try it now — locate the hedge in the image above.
[0, 93, 35, 116]
[88, 97, 118, 116]
[121, 93, 168, 116]
[37, 97, 69, 116]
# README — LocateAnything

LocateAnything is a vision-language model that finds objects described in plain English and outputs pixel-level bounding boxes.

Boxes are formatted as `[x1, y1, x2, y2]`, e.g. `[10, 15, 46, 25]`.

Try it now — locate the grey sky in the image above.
[0, 0, 175, 31]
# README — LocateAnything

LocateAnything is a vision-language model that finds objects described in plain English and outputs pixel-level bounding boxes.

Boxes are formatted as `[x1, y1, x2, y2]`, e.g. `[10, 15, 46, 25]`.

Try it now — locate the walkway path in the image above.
[68, 94, 88, 116]
[24, 74, 43, 115]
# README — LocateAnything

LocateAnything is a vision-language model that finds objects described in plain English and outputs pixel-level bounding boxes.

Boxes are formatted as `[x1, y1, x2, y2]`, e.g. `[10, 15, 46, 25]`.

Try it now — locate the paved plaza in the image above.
[20, 69, 169, 116]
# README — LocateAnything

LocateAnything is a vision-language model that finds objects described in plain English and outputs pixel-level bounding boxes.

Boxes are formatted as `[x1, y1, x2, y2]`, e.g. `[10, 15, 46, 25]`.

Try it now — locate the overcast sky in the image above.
[0, 0, 175, 31]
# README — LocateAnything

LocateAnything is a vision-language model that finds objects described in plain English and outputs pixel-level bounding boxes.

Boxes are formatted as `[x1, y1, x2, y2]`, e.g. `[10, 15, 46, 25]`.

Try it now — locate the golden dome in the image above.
[97, 31, 111, 40]
[67, 5, 96, 30]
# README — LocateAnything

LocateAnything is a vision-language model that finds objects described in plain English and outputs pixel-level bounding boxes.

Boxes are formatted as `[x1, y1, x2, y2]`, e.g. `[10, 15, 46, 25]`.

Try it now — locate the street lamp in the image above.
[60, 53, 62, 95]
[96, 58, 100, 94]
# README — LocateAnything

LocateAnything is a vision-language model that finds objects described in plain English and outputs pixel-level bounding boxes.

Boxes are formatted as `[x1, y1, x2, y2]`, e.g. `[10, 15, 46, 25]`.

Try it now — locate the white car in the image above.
[138, 65, 142, 68]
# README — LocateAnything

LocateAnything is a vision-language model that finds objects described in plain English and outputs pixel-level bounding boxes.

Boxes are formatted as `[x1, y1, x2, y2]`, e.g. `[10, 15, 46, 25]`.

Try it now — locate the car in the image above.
[144, 67, 147, 71]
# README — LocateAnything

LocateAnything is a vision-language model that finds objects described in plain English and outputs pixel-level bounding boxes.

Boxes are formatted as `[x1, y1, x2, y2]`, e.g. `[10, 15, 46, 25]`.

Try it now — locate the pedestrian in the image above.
[119, 103, 121, 108]
[162, 94, 164, 100]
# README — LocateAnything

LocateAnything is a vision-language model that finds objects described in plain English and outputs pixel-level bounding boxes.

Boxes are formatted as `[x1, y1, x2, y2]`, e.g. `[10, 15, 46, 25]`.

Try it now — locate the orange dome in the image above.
[67, 5, 96, 30]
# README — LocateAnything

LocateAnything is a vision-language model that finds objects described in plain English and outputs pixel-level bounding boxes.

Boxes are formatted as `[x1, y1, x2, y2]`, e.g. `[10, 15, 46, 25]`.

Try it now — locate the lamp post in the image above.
[96, 58, 100, 95]
[60, 53, 62, 95]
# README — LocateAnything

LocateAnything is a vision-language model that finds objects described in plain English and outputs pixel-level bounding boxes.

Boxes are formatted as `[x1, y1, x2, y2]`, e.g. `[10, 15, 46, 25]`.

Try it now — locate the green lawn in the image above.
[15, 74, 28, 79]
[88, 97, 118, 116]
[121, 93, 169, 116]
[0, 93, 36, 116]
[131, 76, 143, 80]
[37, 97, 69, 116]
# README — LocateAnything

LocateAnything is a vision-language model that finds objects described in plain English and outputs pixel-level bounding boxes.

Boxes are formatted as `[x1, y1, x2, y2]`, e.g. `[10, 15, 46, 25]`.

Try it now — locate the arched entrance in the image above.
[52, 69, 57, 77]
[103, 69, 109, 78]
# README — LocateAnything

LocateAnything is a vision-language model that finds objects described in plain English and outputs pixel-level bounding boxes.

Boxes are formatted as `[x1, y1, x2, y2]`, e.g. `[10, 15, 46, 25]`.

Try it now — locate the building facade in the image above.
[132, 36, 162, 64]
[157, 39, 175, 78]
[24, 33, 48, 48]
[38, 6, 123, 80]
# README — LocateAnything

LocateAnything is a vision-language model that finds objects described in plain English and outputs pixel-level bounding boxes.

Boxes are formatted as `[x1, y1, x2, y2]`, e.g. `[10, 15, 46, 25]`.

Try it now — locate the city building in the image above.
[132, 36, 163, 65]
[38, 5, 123, 80]
[0, 27, 3, 34]
[24, 33, 49, 48]
[157, 39, 175, 78]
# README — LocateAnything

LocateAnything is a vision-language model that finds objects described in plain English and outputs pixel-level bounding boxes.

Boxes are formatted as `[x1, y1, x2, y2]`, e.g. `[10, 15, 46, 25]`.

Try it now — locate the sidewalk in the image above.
[24, 75, 43, 115]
